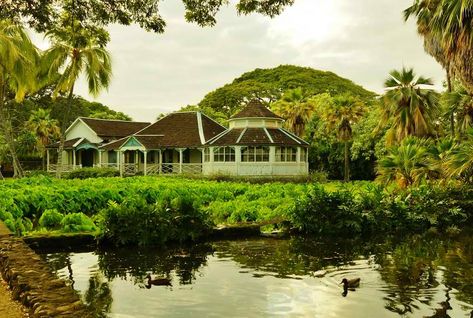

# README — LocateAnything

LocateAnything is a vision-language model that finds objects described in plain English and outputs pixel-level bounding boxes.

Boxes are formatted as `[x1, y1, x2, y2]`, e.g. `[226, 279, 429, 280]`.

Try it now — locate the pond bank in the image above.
[0, 222, 91, 317]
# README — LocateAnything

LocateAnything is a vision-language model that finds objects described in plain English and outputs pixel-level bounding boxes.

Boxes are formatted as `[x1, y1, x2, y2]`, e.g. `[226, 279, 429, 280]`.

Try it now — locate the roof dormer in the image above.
[228, 100, 284, 129]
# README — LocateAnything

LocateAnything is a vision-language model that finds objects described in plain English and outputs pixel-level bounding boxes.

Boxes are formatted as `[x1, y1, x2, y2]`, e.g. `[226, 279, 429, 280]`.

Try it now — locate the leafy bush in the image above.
[292, 185, 364, 235]
[61, 213, 97, 232]
[65, 167, 119, 179]
[98, 194, 213, 246]
[39, 209, 63, 229]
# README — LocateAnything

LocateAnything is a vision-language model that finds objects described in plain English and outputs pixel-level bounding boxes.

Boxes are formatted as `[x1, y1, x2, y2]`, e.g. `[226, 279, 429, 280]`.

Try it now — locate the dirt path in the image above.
[0, 222, 28, 317]
[0, 278, 28, 318]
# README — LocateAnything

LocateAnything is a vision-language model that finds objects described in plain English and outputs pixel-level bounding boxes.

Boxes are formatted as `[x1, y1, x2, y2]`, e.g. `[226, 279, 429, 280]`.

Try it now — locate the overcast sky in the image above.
[32, 0, 445, 122]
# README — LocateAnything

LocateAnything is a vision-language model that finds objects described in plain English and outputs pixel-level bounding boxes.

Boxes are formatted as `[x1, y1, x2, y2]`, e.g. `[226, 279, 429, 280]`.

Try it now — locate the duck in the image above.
[340, 278, 360, 290]
[145, 274, 172, 287]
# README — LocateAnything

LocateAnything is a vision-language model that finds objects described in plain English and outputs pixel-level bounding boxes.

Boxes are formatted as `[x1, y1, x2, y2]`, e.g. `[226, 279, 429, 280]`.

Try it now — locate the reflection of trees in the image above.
[213, 237, 375, 278]
[97, 243, 213, 285]
[83, 273, 112, 318]
[441, 235, 473, 305]
[375, 235, 446, 315]
[42, 252, 75, 287]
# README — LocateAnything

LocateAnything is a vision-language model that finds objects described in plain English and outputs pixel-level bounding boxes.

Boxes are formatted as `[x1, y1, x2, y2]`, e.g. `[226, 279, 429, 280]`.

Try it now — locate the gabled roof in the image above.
[231, 100, 283, 120]
[100, 112, 227, 150]
[78, 117, 151, 139]
[208, 127, 309, 147]
[46, 137, 83, 149]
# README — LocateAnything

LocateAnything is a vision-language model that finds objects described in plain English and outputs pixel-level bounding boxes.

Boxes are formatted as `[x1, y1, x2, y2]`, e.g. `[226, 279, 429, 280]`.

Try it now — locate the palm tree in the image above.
[43, 20, 112, 177]
[441, 84, 473, 136]
[319, 94, 365, 182]
[404, 0, 473, 93]
[376, 137, 430, 188]
[381, 68, 439, 145]
[445, 128, 473, 182]
[26, 109, 61, 170]
[0, 20, 39, 178]
[271, 88, 316, 137]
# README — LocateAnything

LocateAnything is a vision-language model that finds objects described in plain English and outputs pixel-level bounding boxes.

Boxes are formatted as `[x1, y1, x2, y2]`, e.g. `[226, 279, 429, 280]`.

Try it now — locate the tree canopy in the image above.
[198, 65, 376, 118]
[0, 0, 295, 34]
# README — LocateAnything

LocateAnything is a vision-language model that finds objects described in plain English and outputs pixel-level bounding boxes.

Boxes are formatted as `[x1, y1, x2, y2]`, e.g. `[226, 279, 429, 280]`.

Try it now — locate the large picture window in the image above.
[213, 147, 235, 162]
[275, 147, 297, 162]
[241, 146, 269, 162]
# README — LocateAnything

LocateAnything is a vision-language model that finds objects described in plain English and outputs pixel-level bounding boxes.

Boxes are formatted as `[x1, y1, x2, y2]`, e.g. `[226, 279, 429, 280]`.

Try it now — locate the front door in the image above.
[81, 149, 94, 167]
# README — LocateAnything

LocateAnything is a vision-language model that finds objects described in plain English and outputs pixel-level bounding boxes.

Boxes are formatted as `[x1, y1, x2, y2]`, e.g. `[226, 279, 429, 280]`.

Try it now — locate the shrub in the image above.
[98, 194, 213, 246]
[39, 209, 63, 229]
[65, 167, 119, 179]
[292, 185, 364, 235]
[61, 212, 97, 232]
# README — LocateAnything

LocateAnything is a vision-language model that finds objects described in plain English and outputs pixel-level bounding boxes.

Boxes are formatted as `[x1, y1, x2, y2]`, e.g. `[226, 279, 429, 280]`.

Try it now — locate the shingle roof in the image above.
[46, 138, 82, 149]
[208, 127, 308, 146]
[80, 118, 150, 139]
[100, 112, 226, 150]
[231, 100, 283, 120]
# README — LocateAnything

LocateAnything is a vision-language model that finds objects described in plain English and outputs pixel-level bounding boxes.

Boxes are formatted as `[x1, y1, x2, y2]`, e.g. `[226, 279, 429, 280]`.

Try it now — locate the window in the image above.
[204, 148, 210, 162]
[108, 151, 117, 164]
[300, 148, 307, 162]
[275, 147, 297, 162]
[213, 147, 235, 162]
[241, 146, 269, 162]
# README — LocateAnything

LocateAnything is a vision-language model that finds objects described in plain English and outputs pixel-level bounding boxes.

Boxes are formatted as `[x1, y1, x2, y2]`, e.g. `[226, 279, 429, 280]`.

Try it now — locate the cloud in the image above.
[33, 0, 445, 121]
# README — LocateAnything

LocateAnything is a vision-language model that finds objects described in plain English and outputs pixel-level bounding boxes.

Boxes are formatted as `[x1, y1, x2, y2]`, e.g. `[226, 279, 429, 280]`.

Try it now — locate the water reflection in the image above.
[39, 233, 473, 317]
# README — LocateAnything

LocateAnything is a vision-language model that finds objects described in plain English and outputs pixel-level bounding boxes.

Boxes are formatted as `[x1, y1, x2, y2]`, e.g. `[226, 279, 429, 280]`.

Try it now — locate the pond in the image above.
[37, 233, 473, 318]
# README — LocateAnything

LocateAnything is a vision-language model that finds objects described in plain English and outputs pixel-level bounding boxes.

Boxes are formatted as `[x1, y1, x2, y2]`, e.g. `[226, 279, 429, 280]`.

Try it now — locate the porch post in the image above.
[158, 149, 163, 174]
[115, 150, 119, 169]
[119, 151, 124, 177]
[73, 149, 76, 170]
[143, 151, 147, 176]
[99, 150, 103, 167]
[178, 148, 184, 173]
[46, 149, 50, 172]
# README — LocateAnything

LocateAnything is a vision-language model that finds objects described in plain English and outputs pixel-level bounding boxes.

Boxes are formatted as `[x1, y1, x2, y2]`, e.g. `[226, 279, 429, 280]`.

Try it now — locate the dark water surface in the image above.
[38, 233, 473, 317]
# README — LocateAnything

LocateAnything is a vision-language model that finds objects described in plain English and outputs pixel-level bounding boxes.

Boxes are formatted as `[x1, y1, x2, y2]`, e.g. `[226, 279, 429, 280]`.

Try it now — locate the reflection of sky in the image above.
[50, 245, 473, 318]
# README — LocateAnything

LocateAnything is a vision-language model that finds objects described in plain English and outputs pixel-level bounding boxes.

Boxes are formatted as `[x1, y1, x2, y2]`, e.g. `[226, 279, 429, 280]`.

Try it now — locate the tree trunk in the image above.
[56, 86, 74, 178]
[447, 67, 455, 137]
[344, 141, 350, 182]
[0, 73, 24, 178]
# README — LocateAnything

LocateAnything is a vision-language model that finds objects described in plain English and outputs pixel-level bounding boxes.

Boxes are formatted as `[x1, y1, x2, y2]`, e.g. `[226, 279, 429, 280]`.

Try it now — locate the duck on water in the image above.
[340, 278, 360, 297]
[145, 274, 172, 288]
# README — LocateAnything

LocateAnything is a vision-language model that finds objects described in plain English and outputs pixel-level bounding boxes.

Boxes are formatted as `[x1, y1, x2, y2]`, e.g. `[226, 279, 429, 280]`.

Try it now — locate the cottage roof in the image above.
[46, 137, 83, 149]
[231, 100, 283, 120]
[100, 112, 226, 150]
[207, 127, 308, 147]
[78, 117, 150, 139]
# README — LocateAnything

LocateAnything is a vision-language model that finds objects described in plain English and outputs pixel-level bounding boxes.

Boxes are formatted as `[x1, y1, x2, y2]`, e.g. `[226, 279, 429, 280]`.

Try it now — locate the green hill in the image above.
[198, 65, 377, 117]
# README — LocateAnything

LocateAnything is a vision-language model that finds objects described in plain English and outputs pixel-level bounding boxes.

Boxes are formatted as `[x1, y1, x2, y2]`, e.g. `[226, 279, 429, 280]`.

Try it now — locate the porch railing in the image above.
[47, 164, 82, 173]
[94, 163, 119, 169]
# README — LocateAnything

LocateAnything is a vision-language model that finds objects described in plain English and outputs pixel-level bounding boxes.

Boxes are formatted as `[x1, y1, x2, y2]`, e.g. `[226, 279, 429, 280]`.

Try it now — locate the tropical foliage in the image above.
[380, 67, 438, 144]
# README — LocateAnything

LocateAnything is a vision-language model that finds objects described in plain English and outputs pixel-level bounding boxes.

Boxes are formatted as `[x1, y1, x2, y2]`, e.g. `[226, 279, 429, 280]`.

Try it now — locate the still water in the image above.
[38, 233, 473, 317]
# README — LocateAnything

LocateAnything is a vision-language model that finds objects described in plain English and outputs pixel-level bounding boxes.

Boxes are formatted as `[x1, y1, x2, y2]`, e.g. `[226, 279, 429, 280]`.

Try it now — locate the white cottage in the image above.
[47, 100, 309, 177]
[203, 100, 309, 176]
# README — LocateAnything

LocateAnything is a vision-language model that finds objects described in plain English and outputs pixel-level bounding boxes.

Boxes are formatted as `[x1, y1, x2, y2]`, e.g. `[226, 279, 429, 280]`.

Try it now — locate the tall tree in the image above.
[319, 94, 365, 182]
[404, 0, 473, 93]
[271, 88, 316, 137]
[26, 108, 60, 170]
[0, 20, 39, 178]
[43, 19, 112, 177]
[0, 0, 294, 34]
[380, 68, 438, 145]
